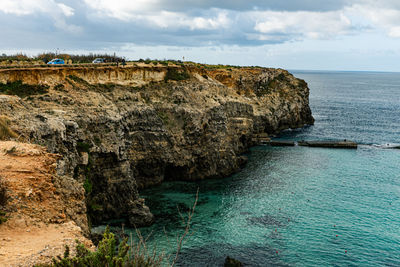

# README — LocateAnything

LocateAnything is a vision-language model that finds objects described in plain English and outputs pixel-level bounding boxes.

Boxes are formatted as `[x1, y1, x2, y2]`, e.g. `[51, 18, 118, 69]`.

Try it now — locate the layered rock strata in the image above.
[0, 64, 313, 227]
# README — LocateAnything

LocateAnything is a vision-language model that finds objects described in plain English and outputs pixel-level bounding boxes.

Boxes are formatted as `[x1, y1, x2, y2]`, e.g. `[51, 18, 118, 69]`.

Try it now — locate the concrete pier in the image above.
[266, 140, 358, 149]
[298, 140, 357, 149]
[268, 140, 295, 146]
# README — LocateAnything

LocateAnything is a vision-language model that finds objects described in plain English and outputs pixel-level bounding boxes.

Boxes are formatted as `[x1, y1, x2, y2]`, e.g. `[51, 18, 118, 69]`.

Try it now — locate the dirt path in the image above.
[0, 222, 92, 266]
[0, 141, 92, 266]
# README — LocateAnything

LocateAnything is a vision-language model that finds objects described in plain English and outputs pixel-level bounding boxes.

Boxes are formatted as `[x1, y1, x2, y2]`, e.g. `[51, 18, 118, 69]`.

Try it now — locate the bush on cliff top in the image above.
[164, 67, 190, 82]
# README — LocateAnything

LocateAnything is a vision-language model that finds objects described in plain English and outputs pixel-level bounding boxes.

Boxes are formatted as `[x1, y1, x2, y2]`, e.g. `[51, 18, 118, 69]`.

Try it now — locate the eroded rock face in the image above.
[0, 65, 313, 228]
[0, 141, 89, 234]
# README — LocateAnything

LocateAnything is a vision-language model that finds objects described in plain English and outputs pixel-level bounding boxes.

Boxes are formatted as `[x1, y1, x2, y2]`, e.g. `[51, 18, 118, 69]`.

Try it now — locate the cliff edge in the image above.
[0, 63, 313, 229]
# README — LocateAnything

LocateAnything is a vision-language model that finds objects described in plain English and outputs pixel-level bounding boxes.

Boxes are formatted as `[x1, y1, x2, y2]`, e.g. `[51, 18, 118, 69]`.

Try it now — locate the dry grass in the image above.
[0, 116, 17, 140]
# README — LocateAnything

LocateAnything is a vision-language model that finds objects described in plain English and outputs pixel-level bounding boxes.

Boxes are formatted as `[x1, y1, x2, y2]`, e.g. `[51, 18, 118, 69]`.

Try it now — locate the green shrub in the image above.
[0, 53, 30, 62]
[50, 190, 200, 267]
[276, 73, 287, 81]
[0, 80, 49, 98]
[50, 226, 163, 267]
[0, 211, 7, 224]
[298, 79, 307, 87]
[164, 68, 190, 82]
[93, 136, 102, 146]
[83, 177, 93, 195]
[76, 142, 91, 153]
[157, 111, 169, 125]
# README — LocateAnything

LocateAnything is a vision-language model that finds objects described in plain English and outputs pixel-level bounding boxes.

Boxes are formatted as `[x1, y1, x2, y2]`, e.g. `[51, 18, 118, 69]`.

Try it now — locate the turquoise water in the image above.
[134, 71, 400, 266]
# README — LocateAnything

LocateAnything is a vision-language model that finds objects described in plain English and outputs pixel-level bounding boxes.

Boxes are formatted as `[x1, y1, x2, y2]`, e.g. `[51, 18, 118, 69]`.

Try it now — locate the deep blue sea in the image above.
[128, 71, 400, 266]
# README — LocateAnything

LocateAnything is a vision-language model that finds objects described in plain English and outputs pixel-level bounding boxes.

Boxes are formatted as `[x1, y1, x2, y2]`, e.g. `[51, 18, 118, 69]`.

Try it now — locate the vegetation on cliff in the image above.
[0, 52, 124, 64]
[0, 177, 8, 224]
[0, 81, 49, 98]
[0, 116, 18, 140]
[49, 226, 163, 267]
[51, 190, 198, 267]
[164, 67, 190, 82]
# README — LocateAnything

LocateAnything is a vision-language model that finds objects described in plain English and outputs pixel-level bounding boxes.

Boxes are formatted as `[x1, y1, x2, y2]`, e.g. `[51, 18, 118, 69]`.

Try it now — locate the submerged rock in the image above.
[224, 256, 244, 267]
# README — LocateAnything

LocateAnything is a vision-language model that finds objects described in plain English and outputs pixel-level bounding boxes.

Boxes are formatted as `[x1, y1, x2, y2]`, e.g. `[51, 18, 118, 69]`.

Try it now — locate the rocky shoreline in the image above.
[0, 63, 313, 237]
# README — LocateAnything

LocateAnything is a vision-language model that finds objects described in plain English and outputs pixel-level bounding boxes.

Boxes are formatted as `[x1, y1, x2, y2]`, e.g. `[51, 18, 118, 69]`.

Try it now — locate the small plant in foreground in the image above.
[51, 189, 199, 267]
[50, 226, 144, 267]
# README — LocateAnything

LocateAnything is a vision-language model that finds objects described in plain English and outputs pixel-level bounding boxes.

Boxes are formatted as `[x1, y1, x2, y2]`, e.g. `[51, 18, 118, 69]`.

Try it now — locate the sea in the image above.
[129, 71, 400, 266]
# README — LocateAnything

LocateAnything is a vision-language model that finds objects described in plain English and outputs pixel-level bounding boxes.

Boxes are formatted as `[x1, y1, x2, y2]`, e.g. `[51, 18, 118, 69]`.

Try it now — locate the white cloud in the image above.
[3, 0, 400, 48]
[83, 0, 159, 21]
[78, 0, 400, 43]
[0, 0, 50, 15]
[147, 10, 230, 30]
[83, 1, 355, 42]
[346, 3, 400, 38]
[84, 0, 231, 31]
[190, 12, 230, 30]
[0, 0, 81, 33]
[254, 10, 352, 40]
[0, 0, 71, 16]
[388, 26, 400, 38]
[57, 3, 74, 17]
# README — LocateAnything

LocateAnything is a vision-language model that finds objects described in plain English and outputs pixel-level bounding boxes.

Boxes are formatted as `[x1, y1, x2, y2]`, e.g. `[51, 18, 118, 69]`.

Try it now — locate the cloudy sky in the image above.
[1, 0, 400, 71]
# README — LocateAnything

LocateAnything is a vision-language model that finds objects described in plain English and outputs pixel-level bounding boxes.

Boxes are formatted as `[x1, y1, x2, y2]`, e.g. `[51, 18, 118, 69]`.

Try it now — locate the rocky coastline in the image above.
[0, 63, 313, 238]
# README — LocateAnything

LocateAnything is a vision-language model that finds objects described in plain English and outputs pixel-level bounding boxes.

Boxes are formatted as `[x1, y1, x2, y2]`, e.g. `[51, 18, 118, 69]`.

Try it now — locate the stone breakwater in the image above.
[0, 64, 313, 229]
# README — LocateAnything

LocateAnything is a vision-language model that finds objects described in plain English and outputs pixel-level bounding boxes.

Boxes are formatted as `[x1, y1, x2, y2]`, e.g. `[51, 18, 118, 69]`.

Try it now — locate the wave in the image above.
[364, 143, 400, 149]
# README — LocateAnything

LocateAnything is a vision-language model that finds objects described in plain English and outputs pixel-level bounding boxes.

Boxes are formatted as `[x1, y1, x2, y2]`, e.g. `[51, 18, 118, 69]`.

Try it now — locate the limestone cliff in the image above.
[0, 64, 313, 228]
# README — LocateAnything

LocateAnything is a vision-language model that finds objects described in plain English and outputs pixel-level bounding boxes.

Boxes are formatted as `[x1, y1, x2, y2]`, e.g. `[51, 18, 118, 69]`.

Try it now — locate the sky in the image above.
[1, 0, 400, 71]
